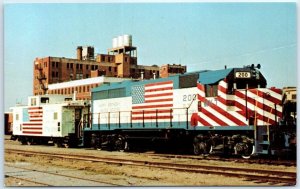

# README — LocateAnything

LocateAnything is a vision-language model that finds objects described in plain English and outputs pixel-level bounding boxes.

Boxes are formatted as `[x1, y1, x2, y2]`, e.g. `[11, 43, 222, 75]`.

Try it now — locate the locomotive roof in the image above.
[91, 68, 235, 93]
[92, 75, 179, 92]
[199, 68, 233, 85]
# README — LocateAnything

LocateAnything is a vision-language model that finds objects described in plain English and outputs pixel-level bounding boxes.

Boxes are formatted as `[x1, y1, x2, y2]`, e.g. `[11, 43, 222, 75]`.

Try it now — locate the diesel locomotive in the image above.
[83, 65, 296, 158]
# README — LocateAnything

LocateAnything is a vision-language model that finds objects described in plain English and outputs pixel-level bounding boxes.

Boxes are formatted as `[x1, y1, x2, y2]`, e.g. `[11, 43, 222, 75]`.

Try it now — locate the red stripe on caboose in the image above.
[22, 127, 43, 130]
[28, 107, 42, 110]
[22, 131, 43, 134]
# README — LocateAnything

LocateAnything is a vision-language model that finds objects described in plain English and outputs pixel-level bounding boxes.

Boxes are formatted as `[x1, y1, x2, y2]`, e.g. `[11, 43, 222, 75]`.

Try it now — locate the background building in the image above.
[47, 75, 130, 100]
[33, 35, 186, 96]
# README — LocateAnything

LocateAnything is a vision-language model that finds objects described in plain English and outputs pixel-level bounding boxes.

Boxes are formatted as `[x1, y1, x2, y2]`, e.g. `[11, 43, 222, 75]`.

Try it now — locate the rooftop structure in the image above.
[33, 35, 186, 97]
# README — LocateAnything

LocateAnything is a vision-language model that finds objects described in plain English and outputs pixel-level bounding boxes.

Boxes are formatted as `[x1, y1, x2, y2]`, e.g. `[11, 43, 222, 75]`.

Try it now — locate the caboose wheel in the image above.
[26, 139, 34, 145]
[54, 140, 63, 148]
[19, 138, 27, 145]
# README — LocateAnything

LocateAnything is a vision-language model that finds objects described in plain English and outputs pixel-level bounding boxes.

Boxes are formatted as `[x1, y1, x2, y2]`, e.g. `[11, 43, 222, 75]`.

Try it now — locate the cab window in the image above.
[205, 84, 218, 97]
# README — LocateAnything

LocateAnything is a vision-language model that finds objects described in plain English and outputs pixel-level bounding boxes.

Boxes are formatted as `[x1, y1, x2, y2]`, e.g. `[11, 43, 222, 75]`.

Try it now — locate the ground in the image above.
[4, 137, 296, 186]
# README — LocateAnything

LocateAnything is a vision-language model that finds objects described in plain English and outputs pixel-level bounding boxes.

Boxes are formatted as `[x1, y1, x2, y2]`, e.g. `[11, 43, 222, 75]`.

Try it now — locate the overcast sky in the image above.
[4, 2, 297, 111]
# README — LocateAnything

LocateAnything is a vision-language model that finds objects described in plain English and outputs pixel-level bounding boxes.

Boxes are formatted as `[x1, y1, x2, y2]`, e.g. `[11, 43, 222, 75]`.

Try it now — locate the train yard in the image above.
[5, 65, 297, 186]
[4, 137, 296, 186]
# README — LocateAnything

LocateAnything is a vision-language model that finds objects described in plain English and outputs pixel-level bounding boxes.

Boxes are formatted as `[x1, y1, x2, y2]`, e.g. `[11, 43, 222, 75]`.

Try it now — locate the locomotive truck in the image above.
[10, 65, 296, 158]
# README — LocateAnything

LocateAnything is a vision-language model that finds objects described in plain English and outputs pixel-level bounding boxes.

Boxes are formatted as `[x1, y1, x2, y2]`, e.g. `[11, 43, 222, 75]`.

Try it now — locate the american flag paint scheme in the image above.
[21, 107, 43, 135]
[91, 77, 283, 128]
[11, 95, 89, 139]
[131, 81, 174, 121]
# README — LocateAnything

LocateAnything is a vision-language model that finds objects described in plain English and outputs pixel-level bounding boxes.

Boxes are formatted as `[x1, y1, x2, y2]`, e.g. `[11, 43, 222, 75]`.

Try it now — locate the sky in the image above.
[3, 2, 297, 111]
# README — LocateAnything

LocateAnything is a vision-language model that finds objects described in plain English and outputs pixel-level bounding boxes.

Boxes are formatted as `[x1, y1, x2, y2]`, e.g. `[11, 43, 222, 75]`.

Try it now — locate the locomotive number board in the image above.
[235, 71, 251, 79]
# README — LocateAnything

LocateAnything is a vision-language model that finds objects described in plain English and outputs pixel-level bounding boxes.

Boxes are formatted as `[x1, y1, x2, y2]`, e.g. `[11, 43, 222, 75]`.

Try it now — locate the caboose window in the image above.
[205, 84, 218, 97]
[31, 98, 37, 106]
[41, 97, 49, 103]
[54, 112, 58, 120]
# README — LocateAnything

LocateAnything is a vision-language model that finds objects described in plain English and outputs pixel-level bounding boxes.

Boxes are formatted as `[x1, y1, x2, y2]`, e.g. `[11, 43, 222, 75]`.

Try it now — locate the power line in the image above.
[189, 43, 296, 66]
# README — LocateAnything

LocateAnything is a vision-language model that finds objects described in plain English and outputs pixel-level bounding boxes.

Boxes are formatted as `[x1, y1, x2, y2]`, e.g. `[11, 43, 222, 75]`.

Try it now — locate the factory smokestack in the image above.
[77, 46, 83, 60]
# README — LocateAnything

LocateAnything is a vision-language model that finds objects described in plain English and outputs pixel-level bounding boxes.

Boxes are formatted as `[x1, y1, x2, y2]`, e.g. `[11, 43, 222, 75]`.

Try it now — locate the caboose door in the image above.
[74, 108, 82, 138]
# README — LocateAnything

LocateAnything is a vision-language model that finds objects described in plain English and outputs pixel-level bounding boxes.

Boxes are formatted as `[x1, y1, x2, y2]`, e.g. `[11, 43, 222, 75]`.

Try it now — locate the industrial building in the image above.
[33, 35, 186, 97]
[47, 76, 130, 100]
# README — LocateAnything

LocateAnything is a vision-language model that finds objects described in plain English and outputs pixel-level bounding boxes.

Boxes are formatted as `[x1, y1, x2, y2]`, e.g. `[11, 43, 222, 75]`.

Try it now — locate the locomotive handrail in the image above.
[90, 107, 193, 130]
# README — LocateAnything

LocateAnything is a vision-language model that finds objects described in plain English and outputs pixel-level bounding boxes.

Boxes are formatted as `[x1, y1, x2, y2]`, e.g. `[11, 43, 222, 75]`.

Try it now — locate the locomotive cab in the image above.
[227, 66, 267, 93]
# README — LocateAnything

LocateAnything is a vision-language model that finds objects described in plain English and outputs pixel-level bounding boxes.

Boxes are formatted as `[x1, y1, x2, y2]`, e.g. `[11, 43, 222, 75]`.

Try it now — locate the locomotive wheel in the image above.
[114, 137, 127, 152]
[241, 145, 255, 159]
[193, 141, 212, 156]
[96, 146, 102, 151]
[234, 143, 255, 159]
[193, 143, 200, 155]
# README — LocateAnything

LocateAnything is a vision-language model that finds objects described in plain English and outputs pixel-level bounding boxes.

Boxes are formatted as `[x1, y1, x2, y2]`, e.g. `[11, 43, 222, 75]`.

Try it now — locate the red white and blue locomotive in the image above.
[11, 65, 296, 158]
[83, 65, 296, 158]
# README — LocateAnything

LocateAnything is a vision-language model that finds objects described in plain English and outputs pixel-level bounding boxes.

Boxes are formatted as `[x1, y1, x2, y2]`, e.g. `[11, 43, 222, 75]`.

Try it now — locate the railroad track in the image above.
[146, 153, 297, 167]
[4, 174, 52, 186]
[6, 149, 296, 186]
[5, 163, 122, 186]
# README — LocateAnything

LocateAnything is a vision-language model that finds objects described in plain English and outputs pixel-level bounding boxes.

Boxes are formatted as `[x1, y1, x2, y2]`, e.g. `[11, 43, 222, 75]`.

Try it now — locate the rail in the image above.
[6, 149, 296, 186]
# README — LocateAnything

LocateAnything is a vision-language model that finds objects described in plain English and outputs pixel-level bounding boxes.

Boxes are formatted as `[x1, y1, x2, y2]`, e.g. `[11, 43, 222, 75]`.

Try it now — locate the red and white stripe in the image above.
[132, 81, 173, 121]
[22, 107, 43, 134]
[195, 80, 282, 126]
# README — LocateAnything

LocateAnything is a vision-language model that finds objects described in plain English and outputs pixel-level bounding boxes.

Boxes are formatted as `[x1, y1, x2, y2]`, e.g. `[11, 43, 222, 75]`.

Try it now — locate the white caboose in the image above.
[11, 95, 89, 147]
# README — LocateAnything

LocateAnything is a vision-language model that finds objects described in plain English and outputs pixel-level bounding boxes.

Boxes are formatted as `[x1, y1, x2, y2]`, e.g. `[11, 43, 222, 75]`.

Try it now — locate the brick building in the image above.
[47, 75, 130, 100]
[33, 35, 186, 97]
